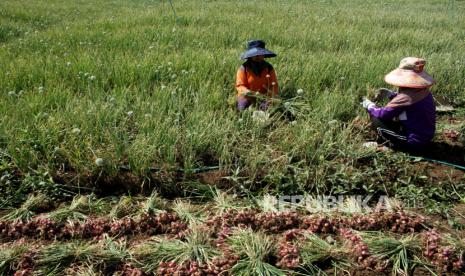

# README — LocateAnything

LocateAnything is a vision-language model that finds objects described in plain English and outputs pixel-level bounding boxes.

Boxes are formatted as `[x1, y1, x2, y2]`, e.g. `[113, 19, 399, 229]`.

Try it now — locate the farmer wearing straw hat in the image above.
[361, 57, 436, 151]
[235, 40, 279, 110]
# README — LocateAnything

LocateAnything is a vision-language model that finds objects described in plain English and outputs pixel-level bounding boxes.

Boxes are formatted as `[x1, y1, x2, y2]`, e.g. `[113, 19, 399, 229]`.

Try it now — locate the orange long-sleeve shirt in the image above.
[235, 64, 279, 97]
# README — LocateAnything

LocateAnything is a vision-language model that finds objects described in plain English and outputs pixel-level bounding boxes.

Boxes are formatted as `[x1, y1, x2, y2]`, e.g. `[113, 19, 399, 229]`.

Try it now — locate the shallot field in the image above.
[1, 0, 465, 275]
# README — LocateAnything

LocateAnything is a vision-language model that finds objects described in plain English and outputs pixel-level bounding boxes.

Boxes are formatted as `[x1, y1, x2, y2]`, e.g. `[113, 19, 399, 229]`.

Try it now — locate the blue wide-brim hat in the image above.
[240, 40, 277, 60]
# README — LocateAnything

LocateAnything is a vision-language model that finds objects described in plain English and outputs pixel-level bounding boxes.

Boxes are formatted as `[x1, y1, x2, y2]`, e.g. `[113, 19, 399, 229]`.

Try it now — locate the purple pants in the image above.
[237, 96, 269, 111]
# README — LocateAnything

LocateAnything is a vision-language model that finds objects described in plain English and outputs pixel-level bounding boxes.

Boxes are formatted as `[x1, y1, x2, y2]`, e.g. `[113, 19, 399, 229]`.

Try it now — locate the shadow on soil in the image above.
[412, 142, 465, 167]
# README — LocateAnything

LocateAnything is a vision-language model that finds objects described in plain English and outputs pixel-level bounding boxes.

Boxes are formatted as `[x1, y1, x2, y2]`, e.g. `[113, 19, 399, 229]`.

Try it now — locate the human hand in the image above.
[240, 90, 250, 96]
[242, 90, 257, 97]
[361, 97, 376, 109]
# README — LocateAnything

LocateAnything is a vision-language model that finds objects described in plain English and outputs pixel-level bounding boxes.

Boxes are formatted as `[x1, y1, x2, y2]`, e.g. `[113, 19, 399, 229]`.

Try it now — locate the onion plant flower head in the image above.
[95, 158, 104, 166]
[71, 128, 81, 134]
[328, 120, 338, 125]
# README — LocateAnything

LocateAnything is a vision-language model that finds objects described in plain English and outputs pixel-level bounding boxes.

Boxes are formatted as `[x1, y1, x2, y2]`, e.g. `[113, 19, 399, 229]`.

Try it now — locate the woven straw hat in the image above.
[384, 57, 435, 88]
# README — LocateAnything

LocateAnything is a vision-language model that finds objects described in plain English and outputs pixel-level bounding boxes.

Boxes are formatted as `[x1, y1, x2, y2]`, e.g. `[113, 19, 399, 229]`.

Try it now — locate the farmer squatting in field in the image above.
[234, 41, 436, 153]
[361, 57, 436, 153]
[235, 40, 279, 110]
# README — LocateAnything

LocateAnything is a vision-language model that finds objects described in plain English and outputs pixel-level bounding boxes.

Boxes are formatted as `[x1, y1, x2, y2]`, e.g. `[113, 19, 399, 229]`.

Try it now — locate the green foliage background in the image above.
[0, 0, 464, 201]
